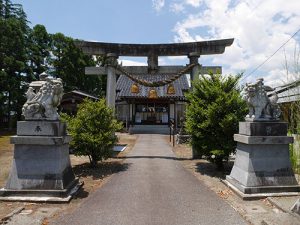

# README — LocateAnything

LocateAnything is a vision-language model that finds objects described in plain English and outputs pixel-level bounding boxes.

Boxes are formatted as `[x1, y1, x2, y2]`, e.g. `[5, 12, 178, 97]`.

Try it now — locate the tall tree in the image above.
[49, 33, 105, 96]
[0, 0, 29, 128]
[0, 1, 106, 129]
[27, 24, 51, 80]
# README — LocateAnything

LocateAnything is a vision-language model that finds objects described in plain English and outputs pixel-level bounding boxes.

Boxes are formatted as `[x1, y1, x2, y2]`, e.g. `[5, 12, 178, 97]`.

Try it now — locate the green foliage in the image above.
[0, 1, 106, 128]
[289, 143, 297, 173]
[0, 0, 29, 126]
[49, 33, 106, 97]
[27, 24, 51, 80]
[185, 74, 247, 168]
[62, 99, 122, 167]
[289, 134, 300, 175]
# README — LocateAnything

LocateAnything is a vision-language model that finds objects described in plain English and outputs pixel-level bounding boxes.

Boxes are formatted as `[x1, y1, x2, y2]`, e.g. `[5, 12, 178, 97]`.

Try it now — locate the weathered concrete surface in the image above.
[227, 122, 300, 197]
[106, 63, 117, 109]
[4, 143, 74, 190]
[76, 39, 234, 56]
[17, 121, 67, 136]
[51, 134, 246, 225]
[233, 134, 293, 145]
[0, 121, 80, 202]
[10, 135, 71, 145]
[239, 122, 288, 136]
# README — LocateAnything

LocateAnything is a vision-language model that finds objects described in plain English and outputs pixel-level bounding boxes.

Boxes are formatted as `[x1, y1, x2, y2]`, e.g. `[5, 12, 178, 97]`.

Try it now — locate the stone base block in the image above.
[234, 134, 293, 145]
[227, 129, 300, 198]
[17, 121, 67, 136]
[239, 122, 288, 136]
[223, 178, 300, 200]
[230, 142, 297, 187]
[226, 175, 300, 195]
[5, 141, 75, 190]
[0, 181, 83, 202]
[0, 133, 81, 202]
[10, 135, 71, 145]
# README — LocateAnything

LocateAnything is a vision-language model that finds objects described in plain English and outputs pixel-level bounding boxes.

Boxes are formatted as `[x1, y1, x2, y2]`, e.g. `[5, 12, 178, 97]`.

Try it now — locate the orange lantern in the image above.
[149, 89, 158, 98]
[167, 84, 175, 95]
[131, 83, 139, 94]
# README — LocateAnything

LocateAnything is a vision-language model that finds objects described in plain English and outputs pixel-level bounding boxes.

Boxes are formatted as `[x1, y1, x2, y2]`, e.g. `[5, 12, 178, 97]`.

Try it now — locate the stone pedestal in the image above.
[226, 122, 300, 199]
[0, 121, 82, 202]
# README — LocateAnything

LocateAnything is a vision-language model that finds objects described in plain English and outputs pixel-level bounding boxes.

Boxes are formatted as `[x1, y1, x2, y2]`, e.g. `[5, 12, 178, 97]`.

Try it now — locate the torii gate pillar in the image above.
[106, 53, 118, 109]
[188, 52, 201, 88]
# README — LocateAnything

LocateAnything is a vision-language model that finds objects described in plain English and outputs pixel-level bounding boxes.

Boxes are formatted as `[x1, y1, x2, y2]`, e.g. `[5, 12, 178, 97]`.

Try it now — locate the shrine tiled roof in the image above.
[273, 79, 300, 103]
[116, 74, 189, 100]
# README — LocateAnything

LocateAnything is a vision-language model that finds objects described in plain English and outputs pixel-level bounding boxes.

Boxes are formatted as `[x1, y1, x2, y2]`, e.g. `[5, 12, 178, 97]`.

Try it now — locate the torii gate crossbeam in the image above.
[76, 39, 234, 108]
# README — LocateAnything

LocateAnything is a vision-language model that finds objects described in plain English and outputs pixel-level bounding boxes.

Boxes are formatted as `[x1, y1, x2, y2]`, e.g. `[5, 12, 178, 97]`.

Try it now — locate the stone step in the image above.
[129, 125, 170, 134]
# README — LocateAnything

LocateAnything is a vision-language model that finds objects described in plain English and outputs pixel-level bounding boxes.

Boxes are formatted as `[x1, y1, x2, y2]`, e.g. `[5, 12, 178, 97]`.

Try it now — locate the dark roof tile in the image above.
[116, 74, 189, 99]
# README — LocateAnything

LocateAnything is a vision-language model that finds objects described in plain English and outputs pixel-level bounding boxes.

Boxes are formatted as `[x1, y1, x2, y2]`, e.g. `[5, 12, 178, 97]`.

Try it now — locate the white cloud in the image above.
[185, 0, 202, 7]
[172, 0, 300, 87]
[167, 56, 187, 61]
[158, 56, 189, 66]
[170, 3, 185, 13]
[118, 59, 146, 66]
[169, 0, 203, 14]
[152, 0, 165, 12]
[263, 68, 287, 87]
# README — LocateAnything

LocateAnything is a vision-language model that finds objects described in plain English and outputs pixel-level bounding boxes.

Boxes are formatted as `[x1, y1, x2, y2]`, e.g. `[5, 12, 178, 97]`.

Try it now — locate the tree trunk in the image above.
[7, 90, 12, 131]
[88, 154, 98, 168]
[215, 157, 224, 171]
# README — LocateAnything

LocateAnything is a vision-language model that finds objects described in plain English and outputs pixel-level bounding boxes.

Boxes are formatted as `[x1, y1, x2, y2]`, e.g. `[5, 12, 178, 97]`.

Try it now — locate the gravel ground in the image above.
[0, 132, 137, 224]
[171, 141, 300, 225]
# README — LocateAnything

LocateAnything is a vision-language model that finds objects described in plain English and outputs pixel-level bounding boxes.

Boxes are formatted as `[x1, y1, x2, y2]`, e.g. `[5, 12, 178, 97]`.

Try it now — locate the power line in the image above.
[241, 27, 300, 82]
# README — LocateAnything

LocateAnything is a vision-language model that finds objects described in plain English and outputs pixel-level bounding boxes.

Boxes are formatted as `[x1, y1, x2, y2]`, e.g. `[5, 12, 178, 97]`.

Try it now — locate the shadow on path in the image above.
[73, 161, 131, 180]
[195, 160, 234, 179]
[114, 155, 187, 161]
[71, 162, 131, 200]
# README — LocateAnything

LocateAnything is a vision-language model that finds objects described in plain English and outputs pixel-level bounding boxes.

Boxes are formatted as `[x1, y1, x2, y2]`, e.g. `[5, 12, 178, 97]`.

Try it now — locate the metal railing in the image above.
[169, 119, 176, 147]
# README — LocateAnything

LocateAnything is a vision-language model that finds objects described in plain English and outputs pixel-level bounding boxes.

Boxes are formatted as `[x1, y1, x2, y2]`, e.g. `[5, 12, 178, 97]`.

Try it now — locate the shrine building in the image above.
[76, 39, 234, 131]
[115, 73, 188, 127]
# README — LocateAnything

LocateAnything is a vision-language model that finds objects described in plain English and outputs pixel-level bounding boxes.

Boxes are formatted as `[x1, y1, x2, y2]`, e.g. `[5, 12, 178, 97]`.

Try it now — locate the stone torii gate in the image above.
[76, 39, 234, 108]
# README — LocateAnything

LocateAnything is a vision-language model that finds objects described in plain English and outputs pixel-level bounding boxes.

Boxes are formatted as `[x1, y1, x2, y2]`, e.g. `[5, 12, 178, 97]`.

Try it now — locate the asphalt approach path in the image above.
[52, 134, 246, 225]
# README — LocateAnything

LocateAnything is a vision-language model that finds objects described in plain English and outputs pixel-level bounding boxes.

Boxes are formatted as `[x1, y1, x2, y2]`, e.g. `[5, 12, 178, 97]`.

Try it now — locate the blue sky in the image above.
[18, 0, 180, 43]
[17, 0, 300, 87]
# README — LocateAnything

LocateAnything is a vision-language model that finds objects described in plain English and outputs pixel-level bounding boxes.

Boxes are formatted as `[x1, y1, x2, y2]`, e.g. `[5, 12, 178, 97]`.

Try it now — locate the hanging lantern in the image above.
[149, 89, 158, 99]
[131, 83, 139, 94]
[167, 84, 175, 95]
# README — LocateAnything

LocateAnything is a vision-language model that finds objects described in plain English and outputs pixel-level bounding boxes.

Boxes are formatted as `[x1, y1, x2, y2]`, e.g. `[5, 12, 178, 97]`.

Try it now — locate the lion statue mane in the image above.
[243, 78, 281, 121]
[22, 73, 63, 120]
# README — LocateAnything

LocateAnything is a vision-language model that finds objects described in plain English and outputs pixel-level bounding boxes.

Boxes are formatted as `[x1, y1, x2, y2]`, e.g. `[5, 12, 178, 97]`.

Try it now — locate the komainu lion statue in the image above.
[22, 73, 63, 120]
[242, 78, 281, 121]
